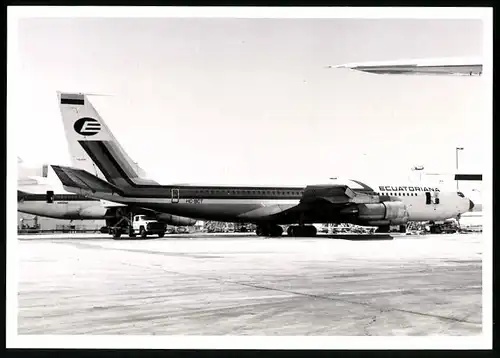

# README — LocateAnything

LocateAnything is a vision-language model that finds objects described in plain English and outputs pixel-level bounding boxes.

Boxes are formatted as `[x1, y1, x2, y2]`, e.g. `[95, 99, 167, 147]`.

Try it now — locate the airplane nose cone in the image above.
[469, 199, 475, 211]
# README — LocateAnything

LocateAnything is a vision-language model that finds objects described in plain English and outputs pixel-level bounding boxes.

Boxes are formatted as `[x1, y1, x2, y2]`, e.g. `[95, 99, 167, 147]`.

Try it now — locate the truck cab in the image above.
[131, 215, 166, 238]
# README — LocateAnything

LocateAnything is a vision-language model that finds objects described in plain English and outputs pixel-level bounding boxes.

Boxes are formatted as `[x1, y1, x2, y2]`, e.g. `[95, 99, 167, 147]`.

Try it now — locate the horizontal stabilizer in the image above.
[51, 165, 124, 195]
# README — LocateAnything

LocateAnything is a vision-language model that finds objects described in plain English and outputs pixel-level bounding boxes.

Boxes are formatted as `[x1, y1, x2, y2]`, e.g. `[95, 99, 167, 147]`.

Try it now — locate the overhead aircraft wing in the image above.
[327, 57, 482, 76]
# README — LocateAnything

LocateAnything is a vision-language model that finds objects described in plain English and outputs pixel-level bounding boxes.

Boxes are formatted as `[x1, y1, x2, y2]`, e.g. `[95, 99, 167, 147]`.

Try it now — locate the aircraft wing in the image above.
[328, 57, 482, 76]
[300, 184, 379, 205]
[239, 184, 379, 221]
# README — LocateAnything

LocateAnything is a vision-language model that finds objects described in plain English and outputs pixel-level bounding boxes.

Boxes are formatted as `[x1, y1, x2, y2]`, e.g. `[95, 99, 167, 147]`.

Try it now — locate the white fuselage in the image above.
[17, 185, 108, 220]
[18, 200, 106, 220]
[61, 178, 472, 224]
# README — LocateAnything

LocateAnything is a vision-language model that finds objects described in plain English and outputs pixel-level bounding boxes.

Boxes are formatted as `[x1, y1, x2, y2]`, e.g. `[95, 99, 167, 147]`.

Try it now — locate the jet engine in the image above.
[357, 201, 409, 226]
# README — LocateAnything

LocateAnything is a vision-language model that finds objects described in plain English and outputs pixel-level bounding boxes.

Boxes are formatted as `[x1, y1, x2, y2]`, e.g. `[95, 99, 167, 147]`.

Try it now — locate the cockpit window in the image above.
[457, 192, 465, 198]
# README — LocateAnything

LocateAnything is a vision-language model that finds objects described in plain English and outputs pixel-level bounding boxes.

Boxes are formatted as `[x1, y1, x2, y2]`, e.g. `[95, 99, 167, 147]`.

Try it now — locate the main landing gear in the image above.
[287, 225, 317, 237]
[256, 225, 283, 237]
[255, 224, 318, 237]
[429, 225, 442, 234]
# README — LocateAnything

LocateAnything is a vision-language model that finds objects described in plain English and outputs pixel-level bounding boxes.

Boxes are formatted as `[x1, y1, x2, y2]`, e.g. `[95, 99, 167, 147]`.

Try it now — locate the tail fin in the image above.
[57, 92, 158, 188]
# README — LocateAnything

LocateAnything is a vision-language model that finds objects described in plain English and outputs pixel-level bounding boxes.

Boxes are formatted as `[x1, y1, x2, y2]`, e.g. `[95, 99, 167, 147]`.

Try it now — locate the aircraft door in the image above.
[46, 190, 54, 204]
[433, 191, 440, 205]
[425, 191, 439, 211]
[172, 188, 179, 204]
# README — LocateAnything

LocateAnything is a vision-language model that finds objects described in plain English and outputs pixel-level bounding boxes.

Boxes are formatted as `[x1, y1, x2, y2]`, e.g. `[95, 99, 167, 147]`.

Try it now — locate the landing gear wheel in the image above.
[376, 225, 390, 233]
[307, 225, 317, 237]
[140, 227, 147, 238]
[399, 225, 407, 233]
[158, 232, 165, 238]
[287, 225, 317, 237]
[256, 226, 270, 236]
[256, 225, 283, 237]
[269, 225, 283, 237]
[430, 225, 442, 234]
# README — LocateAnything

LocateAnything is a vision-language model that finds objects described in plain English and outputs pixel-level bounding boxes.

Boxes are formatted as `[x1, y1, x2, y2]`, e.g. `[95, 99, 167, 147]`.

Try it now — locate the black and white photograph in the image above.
[7, 6, 492, 350]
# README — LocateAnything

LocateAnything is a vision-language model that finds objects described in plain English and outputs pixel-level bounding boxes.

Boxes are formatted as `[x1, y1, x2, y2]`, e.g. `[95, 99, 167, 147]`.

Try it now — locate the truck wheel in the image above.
[158, 232, 165, 238]
[112, 229, 122, 239]
[140, 227, 147, 238]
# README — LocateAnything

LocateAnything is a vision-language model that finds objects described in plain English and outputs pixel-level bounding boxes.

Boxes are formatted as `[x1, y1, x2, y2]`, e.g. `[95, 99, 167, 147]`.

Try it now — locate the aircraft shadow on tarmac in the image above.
[111, 236, 164, 241]
[22, 233, 394, 241]
[113, 233, 395, 241]
[322, 234, 394, 241]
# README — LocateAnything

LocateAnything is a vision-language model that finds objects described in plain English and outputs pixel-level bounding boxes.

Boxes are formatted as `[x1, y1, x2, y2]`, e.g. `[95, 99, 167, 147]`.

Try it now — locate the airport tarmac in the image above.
[17, 233, 482, 335]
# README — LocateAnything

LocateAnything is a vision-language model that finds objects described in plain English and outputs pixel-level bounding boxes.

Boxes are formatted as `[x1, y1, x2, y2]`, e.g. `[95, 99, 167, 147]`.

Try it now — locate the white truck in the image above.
[129, 215, 166, 238]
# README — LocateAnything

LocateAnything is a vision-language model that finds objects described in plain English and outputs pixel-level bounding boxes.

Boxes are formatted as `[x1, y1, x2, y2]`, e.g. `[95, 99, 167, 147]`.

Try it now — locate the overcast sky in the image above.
[14, 16, 486, 193]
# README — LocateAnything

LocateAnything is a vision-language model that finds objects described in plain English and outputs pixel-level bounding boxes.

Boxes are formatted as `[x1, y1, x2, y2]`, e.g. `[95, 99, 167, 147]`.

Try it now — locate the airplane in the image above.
[17, 157, 197, 227]
[326, 56, 483, 76]
[17, 158, 109, 220]
[50, 92, 475, 238]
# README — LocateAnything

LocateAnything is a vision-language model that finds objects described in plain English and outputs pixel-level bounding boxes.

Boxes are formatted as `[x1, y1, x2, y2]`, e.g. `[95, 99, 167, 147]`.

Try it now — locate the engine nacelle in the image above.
[156, 213, 197, 227]
[358, 201, 409, 225]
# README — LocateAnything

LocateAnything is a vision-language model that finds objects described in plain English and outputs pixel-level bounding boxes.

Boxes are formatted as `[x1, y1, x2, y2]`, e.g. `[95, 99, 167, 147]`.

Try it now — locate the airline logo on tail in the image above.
[74, 117, 101, 136]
